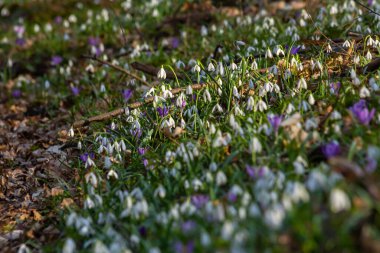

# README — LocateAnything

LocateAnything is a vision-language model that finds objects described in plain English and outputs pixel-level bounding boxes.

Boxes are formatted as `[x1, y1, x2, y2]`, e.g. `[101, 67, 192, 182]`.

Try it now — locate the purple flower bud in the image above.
[368, 0, 374, 6]
[88, 36, 101, 46]
[80, 153, 94, 163]
[322, 141, 341, 159]
[51, 55, 63, 66]
[174, 241, 194, 253]
[15, 38, 26, 46]
[70, 86, 80, 96]
[181, 220, 196, 234]
[350, 99, 375, 125]
[122, 89, 133, 102]
[130, 128, 142, 139]
[329, 82, 341, 95]
[246, 165, 265, 179]
[138, 147, 146, 155]
[267, 114, 283, 132]
[170, 37, 180, 49]
[227, 192, 238, 203]
[157, 106, 169, 117]
[54, 16, 63, 24]
[12, 89, 21, 98]
[365, 157, 377, 173]
[191, 194, 209, 209]
[290, 45, 301, 55]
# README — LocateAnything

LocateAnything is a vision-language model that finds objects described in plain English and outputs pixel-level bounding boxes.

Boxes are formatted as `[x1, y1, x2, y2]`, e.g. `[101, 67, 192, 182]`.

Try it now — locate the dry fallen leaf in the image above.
[60, 198, 74, 208]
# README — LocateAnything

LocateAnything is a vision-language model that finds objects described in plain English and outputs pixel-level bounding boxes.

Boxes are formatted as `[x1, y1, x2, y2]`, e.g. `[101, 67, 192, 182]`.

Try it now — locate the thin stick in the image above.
[73, 83, 206, 128]
[82, 55, 151, 87]
[353, 0, 380, 17]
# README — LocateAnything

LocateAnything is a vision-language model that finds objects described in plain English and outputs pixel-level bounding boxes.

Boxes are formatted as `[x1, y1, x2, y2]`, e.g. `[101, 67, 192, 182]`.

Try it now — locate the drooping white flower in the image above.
[62, 238, 76, 253]
[216, 171, 227, 186]
[157, 66, 166, 79]
[330, 188, 351, 213]
[208, 62, 215, 72]
[249, 137, 262, 153]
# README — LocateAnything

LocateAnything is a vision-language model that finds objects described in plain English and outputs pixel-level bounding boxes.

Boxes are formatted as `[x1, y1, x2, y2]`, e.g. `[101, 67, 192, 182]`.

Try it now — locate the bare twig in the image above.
[82, 55, 151, 87]
[73, 83, 207, 128]
[353, 0, 380, 17]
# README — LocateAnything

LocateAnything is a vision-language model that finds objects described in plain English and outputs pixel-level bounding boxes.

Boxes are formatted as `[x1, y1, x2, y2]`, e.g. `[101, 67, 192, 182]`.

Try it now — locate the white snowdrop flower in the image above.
[216, 171, 227, 186]
[308, 94, 315, 105]
[85, 156, 96, 168]
[352, 77, 361, 86]
[192, 64, 201, 73]
[367, 36, 375, 47]
[203, 89, 212, 102]
[192, 178, 203, 191]
[299, 18, 307, 27]
[221, 221, 234, 240]
[180, 118, 186, 128]
[234, 106, 245, 117]
[360, 86, 370, 98]
[18, 244, 31, 253]
[68, 127, 74, 137]
[265, 204, 285, 229]
[45, 23, 53, 32]
[210, 162, 218, 171]
[269, 64, 278, 75]
[208, 62, 215, 72]
[249, 203, 261, 217]
[201, 232, 211, 246]
[249, 137, 262, 153]
[354, 55, 360, 64]
[251, 60, 258, 70]
[297, 62, 304, 71]
[104, 156, 112, 169]
[186, 85, 193, 95]
[326, 43, 332, 53]
[286, 103, 295, 114]
[84, 196, 95, 209]
[297, 78, 307, 90]
[107, 169, 118, 180]
[218, 62, 225, 76]
[162, 89, 173, 99]
[62, 238, 76, 253]
[100, 83, 106, 93]
[366, 50, 372, 60]
[85, 63, 95, 73]
[175, 60, 185, 69]
[287, 182, 309, 203]
[369, 78, 379, 91]
[233, 86, 240, 98]
[330, 188, 351, 213]
[157, 66, 166, 79]
[259, 86, 267, 97]
[230, 62, 238, 71]
[201, 25, 208, 36]
[256, 100, 267, 112]
[265, 48, 273, 58]
[154, 185, 166, 198]
[350, 68, 357, 79]
[212, 103, 223, 113]
[305, 117, 318, 131]
[107, 142, 114, 155]
[343, 40, 351, 48]
[275, 46, 285, 56]
[120, 140, 126, 151]
[149, 248, 161, 253]
[247, 96, 255, 111]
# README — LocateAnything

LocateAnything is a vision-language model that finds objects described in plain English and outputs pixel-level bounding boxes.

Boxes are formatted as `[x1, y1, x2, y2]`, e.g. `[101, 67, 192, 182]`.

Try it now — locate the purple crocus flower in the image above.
[54, 16, 63, 24]
[227, 192, 237, 203]
[157, 106, 169, 117]
[15, 38, 26, 46]
[170, 37, 180, 49]
[12, 89, 21, 98]
[80, 153, 94, 163]
[368, 0, 374, 6]
[329, 82, 341, 95]
[290, 45, 301, 55]
[174, 241, 194, 253]
[70, 86, 80, 96]
[88, 36, 101, 46]
[181, 221, 196, 234]
[122, 89, 133, 102]
[268, 114, 283, 132]
[143, 158, 149, 167]
[14, 25, 25, 37]
[246, 165, 266, 179]
[130, 128, 142, 139]
[350, 99, 375, 125]
[322, 141, 341, 158]
[51, 55, 63, 66]
[191, 194, 209, 209]
[138, 147, 146, 155]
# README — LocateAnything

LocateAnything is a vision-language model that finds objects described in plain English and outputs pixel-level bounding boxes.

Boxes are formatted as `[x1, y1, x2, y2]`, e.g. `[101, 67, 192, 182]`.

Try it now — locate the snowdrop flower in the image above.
[367, 36, 375, 47]
[157, 66, 166, 79]
[330, 188, 351, 213]
[343, 40, 351, 48]
[247, 96, 255, 111]
[297, 78, 307, 90]
[85, 156, 96, 168]
[192, 64, 201, 73]
[203, 89, 212, 102]
[256, 100, 267, 112]
[208, 62, 215, 72]
[265, 48, 273, 58]
[216, 171, 227, 186]
[286, 103, 295, 114]
[369, 78, 379, 91]
[221, 221, 234, 240]
[352, 77, 360, 86]
[326, 43, 332, 53]
[175, 60, 185, 69]
[251, 60, 258, 70]
[218, 62, 225, 76]
[154, 185, 166, 198]
[107, 170, 118, 180]
[286, 182, 309, 203]
[265, 204, 285, 229]
[68, 127, 74, 137]
[201, 25, 208, 36]
[231, 62, 238, 71]
[63, 238, 76, 253]
[249, 137, 262, 153]
[359, 86, 370, 98]
[308, 94, 315, 105]
[212, 103, 223, 113]
[104, 156, 111, 169]
[354, 55, 360, 64]
[186, 85, 193, 95]
[366, 50, 372, 60]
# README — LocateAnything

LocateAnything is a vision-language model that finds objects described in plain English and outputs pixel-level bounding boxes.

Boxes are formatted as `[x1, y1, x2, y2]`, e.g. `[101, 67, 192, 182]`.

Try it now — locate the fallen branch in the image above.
[82, 55, 151, 87]
[73, 83, 206, 128]
[131, 61, 186, 80]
